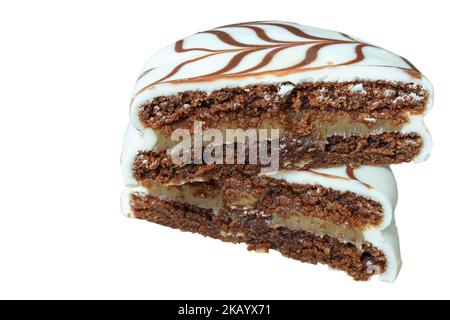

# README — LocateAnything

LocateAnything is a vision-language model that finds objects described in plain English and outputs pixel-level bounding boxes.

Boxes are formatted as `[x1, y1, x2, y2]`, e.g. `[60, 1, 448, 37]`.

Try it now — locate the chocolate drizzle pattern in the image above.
[304, 166, 373, 189]
[135, 21, 422, 95]
[345, 166, 373, 189]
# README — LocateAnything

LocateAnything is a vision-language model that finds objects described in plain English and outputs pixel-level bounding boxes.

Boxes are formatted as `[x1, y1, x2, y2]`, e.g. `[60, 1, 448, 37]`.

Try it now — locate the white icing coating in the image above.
[348, 83, 367, 94]
[400, 115, 433, 162]
[121, 124, 158, 187]
[121, 165, 401, 282]
[121, 185, 151, 218]
[277, 82, 295, 96]
[363, 219, 401, 282]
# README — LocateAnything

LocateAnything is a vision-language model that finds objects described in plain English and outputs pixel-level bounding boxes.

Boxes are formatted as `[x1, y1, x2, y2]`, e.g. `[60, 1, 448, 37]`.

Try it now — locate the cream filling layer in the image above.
[124, 179, 368, 246]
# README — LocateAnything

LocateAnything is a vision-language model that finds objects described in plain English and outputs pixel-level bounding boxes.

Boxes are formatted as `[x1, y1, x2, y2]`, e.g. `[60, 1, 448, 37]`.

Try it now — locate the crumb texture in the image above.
[133, 132, 422, 184]
[223, 175, 383, 228]
[140, 81, 427, 134]
[131, 193, 387, 281]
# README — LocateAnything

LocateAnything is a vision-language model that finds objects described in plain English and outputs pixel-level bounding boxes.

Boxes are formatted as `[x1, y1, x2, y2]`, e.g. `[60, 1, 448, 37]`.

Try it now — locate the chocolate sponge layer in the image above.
[130, 193, 387, 281]
[133, 132, 422, 185]
[140, 81, 427, 134]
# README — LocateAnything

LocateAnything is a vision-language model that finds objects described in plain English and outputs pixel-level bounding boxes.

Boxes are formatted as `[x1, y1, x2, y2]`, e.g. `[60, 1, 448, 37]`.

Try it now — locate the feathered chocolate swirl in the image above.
[135, 21, 423, 90]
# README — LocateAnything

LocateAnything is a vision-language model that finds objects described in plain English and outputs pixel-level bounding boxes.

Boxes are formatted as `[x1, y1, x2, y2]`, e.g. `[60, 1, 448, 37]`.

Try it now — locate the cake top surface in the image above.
[132, 20, 431, 103]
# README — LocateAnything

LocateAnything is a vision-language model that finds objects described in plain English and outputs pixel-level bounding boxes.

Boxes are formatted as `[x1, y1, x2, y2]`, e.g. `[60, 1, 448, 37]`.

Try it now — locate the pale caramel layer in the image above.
[272, 213, 363, 248]
[141, 179, 223, 210]
[139, 178, 375, 247]
[151, 113, 403, 151]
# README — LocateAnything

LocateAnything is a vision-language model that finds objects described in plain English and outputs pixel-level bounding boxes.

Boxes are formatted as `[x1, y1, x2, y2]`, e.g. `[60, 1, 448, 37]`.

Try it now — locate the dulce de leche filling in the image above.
[149, 112, 404, 152]
[139, 177, 383, 247]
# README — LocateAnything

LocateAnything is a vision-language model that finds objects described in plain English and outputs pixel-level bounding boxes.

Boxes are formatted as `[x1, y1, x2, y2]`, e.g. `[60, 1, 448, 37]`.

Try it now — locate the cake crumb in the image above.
[277, 83, 295, 96]
[394, 92, 424, 103]
[348, 83, 367, 94]
[384, 89, 396, 97]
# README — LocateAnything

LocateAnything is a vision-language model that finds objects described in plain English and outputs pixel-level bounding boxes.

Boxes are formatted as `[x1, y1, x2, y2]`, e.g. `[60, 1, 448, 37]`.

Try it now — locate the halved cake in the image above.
[125, 20, 433, 186]
[121, 21, 433, 281]
[122, 165, 401, 281]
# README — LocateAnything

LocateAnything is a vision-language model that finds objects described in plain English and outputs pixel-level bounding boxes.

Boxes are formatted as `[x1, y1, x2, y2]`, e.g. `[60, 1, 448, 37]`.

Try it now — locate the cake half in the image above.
[120, 21, 434, 282]
[122, 165, 401, 281]
[125, 20, 433, 186]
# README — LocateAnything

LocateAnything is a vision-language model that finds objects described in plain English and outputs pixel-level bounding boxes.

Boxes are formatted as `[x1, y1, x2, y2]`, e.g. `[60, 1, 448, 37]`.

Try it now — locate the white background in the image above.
[0, 0, 449, 300]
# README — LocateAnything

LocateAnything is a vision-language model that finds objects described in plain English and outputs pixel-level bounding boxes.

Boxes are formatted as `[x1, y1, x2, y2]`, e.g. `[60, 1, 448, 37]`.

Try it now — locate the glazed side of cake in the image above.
[121, 21, 433, 282]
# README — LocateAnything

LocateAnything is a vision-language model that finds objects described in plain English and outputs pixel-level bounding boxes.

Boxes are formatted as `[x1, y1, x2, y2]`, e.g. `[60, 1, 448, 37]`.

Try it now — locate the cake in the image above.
[121, 21, 433, 281]
[123, 165, 401, 281]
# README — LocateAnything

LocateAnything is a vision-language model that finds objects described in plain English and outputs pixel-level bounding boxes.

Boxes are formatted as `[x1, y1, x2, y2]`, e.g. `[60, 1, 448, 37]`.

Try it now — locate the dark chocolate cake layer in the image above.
[140, 82, 427, 134]
[133, 132, 422, 185]
[130, 193, 387, 281]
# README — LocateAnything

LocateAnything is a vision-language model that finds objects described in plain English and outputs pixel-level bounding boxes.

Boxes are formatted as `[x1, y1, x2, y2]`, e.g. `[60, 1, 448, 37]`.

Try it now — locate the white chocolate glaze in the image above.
[132, 21, 433, 107]
[400, 115, 433, 162]
[364, 219, 402, 282]
[121, 124, 157, 187]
